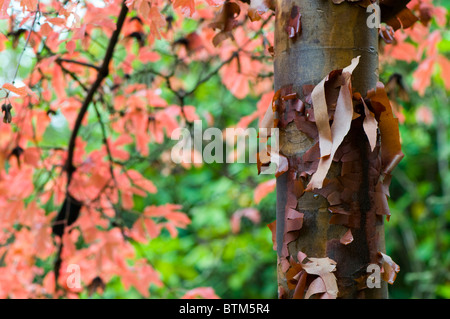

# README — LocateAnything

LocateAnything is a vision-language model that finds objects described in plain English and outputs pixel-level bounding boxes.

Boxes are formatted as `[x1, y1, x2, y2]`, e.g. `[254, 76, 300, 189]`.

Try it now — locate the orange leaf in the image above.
[181, 287, 220, 299]
[173, 0, 195, 17]
[438, 55, 450, 91]
[340, 228, 353, 245]
[254, 179, 276, 204]
[47, 17, 66, 25]
[412, 57, 435, 96]
[2, 83, 28, 97]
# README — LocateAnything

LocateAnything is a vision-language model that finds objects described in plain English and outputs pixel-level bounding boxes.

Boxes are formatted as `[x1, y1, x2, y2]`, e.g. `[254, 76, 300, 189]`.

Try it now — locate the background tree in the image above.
[0, 0, 447, 299]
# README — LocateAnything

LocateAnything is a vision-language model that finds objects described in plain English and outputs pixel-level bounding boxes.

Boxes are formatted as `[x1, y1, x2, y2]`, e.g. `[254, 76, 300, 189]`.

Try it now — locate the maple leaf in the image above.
[173, 0, 196, 17]
[2, 83, 30, 97]
[220, 58, 250, 99]
[438, 55, 450, 91]
[0, 0, 11, 19]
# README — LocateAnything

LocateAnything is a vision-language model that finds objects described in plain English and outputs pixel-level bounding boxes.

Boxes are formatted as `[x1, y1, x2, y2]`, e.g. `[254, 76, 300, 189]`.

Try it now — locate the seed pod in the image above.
[2, 103, 12, 123]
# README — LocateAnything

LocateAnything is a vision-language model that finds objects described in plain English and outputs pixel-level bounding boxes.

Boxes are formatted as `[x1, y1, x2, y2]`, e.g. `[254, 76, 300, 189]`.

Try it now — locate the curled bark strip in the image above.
[266, 55, 404, 298]
[286, 251, 339, 299]
[260, 99, 276, 134]
[258, 90, 286, 175]
[367, 82, 404, 176]
[286, 208, 304, 232]
[311, 77, 333, 157]
[332, 0, 419, 31]
[361, 97, 378, 152]
[307, 56, 361, 191]
[292, 270, 307, 299]
[305, 277, 327, 299]
[268, 220, 277, 251]
[302, 257, 339, 299]
[379, 252, 400, 284]
[285, 5, 302, 39]
[209, 2, 241, 46]
[340, 228, 354, 245]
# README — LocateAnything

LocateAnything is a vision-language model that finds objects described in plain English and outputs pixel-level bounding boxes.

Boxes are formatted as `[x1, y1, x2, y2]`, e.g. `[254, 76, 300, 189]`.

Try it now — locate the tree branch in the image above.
[65, 2, 129, 184]
[54, 1, 129, 289]
[56, 58, 100, 71]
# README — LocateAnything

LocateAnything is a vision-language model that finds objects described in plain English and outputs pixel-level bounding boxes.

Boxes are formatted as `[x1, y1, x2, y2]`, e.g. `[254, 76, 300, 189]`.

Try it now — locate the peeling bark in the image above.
[274, 0, 389, 299]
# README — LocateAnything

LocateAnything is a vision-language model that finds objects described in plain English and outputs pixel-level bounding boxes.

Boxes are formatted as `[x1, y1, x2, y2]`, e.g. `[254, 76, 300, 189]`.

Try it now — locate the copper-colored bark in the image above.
[274, 0, 388, 299]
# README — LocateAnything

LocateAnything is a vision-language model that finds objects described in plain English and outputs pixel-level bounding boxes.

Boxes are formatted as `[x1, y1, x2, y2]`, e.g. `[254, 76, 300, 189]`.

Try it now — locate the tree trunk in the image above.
[274, 0, 388, 299]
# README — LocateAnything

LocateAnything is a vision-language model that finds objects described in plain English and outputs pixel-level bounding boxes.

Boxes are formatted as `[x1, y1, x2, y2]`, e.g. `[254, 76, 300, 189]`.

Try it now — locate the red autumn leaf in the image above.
[40, 23, 53, 37]
[387, 41, 417, 63]
[220, 57, 250, 99]
[254, 179, 276, 204]
[173, 0, 196, 17]
[2, 83, 29, 97]
[438, 55, 450, 91]
[47, 17, 67, 26]
[66, 40, 76, 54]
[413, 57, 435, 96]
[138, 47, 160, 63]
[181, 287, 220, 299]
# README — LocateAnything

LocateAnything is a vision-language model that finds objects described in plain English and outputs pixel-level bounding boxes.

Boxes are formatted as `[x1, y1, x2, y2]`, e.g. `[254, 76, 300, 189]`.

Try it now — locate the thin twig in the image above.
[65, 2, 129, 183]
[10, 4, 40, 87]
[92, 101, 117, 186]
[56, 58, 100, 71]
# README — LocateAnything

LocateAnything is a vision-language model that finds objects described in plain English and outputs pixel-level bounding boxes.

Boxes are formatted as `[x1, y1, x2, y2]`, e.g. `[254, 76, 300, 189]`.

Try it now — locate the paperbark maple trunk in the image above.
[274, 0, 388, 298]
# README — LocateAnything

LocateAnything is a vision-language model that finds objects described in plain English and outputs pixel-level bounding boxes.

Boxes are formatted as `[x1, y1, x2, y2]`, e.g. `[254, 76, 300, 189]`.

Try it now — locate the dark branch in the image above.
[56, 58, 100, 71]
[54, 1, 129, 288]
[65, 2, 129, 184]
